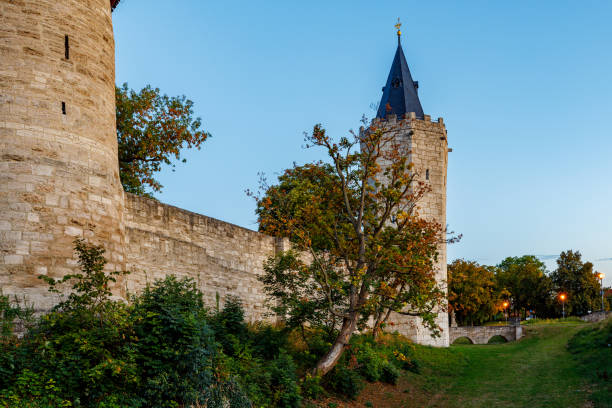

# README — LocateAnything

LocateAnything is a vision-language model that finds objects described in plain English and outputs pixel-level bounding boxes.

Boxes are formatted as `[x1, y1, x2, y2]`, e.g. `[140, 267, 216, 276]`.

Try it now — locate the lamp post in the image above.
[559, 293, 566, 319]
[503, 301, 509, 324]
[597, 272, 605, 311]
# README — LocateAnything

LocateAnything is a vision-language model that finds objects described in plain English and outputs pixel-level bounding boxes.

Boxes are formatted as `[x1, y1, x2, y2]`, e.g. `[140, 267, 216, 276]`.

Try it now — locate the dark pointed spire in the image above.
[376, 22, 424, 120]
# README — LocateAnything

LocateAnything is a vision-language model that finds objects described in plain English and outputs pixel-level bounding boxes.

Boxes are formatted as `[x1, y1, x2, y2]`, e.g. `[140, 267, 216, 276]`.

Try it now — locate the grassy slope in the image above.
[320, 322, 601, 408]
[567, 318, 612, 407]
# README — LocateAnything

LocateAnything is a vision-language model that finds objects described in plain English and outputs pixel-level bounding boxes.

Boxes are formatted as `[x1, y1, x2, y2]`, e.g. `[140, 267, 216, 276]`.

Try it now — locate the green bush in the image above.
[356, 343, 386, 382]
[0, 369, 72, 408]
[2, 240, 141, 406]
[131, 276, 216, 408]
[249, 323, 289, 360]
[325, 366, 363, 400]
[380, 362, 400, 385]
[210, 296, 248, 358]
[300, 374, 324, 400]
[268, 350, 301, 408]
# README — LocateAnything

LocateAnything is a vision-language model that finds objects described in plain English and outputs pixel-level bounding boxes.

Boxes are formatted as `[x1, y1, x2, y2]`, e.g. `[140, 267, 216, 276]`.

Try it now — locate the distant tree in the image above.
[252, 121, 452, 376]
[604, 288, 612, 311]
[496, 256, 553, 319]
[116, 83, 210, 196]
[550, 250, 600, 316]
[448, 260, 507, 326]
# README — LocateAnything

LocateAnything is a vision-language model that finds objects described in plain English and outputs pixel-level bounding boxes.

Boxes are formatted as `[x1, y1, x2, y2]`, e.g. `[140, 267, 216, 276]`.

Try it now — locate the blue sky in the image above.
[113, 0, 612, 285]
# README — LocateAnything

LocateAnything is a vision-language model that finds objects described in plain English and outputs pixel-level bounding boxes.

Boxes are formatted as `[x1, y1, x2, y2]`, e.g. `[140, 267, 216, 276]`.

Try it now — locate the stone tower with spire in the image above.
[375, 26, 450, 347]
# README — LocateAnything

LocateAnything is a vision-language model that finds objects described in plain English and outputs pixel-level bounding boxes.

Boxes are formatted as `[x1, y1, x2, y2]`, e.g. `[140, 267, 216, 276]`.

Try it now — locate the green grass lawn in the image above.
[328, 321, 609, 408]
[409, 322, 602, 408]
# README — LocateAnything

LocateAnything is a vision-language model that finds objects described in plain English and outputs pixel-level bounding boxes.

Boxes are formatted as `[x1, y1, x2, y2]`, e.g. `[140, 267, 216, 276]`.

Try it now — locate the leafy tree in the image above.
[252, 121, 451, 376]
[448, 260, 506, 326]
[496, 255, 552, 319]
[550, 250, 600, 316]
[116, 83, 210, 196]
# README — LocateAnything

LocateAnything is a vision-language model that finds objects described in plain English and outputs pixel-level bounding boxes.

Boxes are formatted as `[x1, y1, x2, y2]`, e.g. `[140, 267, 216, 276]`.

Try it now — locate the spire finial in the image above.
[395, 18, 402, 44]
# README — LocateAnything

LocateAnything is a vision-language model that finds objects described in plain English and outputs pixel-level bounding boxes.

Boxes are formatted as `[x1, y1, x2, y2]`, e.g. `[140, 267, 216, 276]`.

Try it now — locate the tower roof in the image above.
[376, 36, 424, 120]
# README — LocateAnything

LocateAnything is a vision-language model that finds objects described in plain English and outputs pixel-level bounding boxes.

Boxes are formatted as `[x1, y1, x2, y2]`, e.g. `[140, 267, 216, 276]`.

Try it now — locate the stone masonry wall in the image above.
[0, 0, 125, 310]
[123, 193, 284, 321]
[449, 325, 523, 345]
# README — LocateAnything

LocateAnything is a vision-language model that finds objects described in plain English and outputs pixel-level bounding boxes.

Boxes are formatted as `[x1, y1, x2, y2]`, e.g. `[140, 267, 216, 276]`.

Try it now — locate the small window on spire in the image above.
[426, 169, 430, 181]
[61, 101, 66, 115]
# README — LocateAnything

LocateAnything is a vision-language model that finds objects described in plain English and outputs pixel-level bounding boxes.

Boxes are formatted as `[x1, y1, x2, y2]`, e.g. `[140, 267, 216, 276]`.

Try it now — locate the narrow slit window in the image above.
[64, 35, 69, 59]
[61, 101, 66, 115]
[426, 169, 430, 180]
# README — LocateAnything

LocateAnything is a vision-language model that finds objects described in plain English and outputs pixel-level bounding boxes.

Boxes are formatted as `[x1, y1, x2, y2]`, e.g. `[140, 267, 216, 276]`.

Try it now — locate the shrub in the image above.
[2, 240, 140, 406]
[249, 323, 289, 360]
[380, 362, 400, 385]
[268, 350, 302, 408]
[131, 276, 216, 408]
[325, 365, 363, 400]
[356, 343, 385, 382]
[0, 369, 72, 408]
[301, 374, 324, 400]
[21, 303, 139, 405]
[210, 296, 248, 357]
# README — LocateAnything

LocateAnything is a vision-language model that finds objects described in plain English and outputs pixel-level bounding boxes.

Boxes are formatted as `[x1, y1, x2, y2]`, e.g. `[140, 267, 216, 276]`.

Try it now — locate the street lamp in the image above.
[559, 293, 567, 318]
[502, 301, 509, 324]
[596, 272, 605, 311]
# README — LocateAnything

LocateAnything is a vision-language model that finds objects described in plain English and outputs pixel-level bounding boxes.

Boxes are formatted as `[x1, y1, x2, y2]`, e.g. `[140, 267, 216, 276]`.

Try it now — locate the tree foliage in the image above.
[496, 255, 553, 319]
[252, 121, 452, 375]
[448, 259, 506, 326]
[116, 83, 210, 196]
[550, 250, 600, 316]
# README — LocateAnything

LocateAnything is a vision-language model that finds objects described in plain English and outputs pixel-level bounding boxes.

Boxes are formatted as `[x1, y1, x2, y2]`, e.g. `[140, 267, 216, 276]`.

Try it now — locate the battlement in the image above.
[371, 112, 446, 131]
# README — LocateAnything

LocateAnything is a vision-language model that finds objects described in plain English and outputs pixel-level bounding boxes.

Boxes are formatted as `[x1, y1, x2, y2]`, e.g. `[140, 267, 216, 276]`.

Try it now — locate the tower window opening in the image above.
[426, 169, 430, 180]
[61, 102, 66, 115]
[64, 35, 69, 59]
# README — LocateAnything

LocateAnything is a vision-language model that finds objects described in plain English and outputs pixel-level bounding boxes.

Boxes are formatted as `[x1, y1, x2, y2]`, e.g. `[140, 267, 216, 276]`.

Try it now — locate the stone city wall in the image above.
[123, 193, 285, 321]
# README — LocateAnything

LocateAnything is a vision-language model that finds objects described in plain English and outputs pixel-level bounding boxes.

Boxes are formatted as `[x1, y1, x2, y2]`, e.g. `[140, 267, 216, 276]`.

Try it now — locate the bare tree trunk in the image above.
[313, 315, 357, 376]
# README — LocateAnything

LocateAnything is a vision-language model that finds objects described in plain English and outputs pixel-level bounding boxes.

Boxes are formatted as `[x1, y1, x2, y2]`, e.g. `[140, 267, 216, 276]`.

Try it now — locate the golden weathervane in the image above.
[395, 18, 402, 37]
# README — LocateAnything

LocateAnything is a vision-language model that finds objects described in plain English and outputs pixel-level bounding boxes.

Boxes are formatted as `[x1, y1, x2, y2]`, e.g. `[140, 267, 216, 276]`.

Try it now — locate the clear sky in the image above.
[113, 0, 612, 285]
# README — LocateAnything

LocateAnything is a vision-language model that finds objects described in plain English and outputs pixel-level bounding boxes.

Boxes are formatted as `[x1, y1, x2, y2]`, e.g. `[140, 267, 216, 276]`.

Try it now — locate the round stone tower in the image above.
[0, 0, 125, 309]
